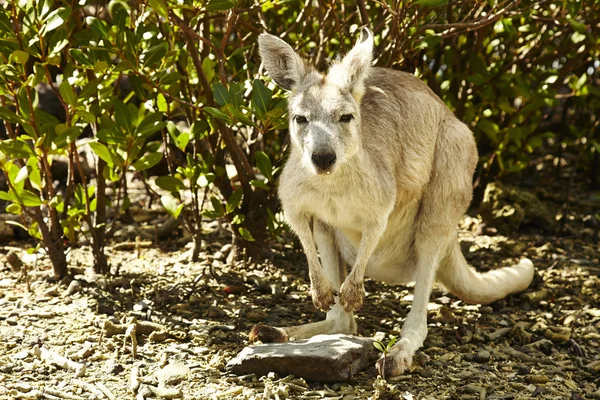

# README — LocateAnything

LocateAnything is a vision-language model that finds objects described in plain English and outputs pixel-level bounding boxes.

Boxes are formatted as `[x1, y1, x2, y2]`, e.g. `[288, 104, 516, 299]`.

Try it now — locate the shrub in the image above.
[0, 0, 597, 276]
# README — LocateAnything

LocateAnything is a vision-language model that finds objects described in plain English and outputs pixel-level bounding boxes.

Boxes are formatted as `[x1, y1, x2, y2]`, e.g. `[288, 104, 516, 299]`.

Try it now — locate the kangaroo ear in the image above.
[258, 33, 307, 91]
[329, 28, 373, 98]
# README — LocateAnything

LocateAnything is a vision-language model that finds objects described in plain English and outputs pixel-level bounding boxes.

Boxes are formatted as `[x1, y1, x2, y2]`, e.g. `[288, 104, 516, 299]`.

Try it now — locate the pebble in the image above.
[155, 361, 190, 386]
[474, 350, 491, 363]
[133, 300, 150, 312]
[525, 375, 549, 384]
[207, 306, 227, 319]
[14, 383, 31, 392]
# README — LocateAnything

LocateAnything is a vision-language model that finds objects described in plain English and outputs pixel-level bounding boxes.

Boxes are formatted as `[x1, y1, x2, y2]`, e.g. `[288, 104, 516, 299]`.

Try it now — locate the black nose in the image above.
[311, 152, 337, 170]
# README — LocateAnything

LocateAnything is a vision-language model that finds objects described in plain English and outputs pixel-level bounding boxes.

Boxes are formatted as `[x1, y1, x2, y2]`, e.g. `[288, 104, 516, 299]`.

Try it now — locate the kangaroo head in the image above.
[258, 28, 373, 176]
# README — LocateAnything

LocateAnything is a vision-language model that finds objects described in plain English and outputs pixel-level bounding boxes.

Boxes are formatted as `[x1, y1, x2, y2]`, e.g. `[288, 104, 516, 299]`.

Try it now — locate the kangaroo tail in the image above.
[436, 240, 534, 305]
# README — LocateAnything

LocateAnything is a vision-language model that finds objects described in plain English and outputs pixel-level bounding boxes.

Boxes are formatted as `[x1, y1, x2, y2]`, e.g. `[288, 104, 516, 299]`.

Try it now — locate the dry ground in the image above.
[0, 193, 599, 399]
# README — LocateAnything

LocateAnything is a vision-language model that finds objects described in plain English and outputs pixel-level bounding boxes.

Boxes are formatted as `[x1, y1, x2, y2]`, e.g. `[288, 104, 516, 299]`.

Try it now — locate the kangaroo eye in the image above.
[295, 115, 308, 124]
[339, 114, 354, 123]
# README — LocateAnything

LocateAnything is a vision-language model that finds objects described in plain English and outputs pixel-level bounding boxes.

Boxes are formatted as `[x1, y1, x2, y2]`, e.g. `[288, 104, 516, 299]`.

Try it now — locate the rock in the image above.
[525, 375, 549, 384]
[474, 350, 491, 363]
[64, 280, 82, 296]
[436, 306, 456, 323]
[478, 182, 556, 233]
[227, 334, 376, 382]
[155, 361, 190, 386]
[133, 300, 150, 312]
[207, 305, 227, 319]
[521, 290, 550, 304]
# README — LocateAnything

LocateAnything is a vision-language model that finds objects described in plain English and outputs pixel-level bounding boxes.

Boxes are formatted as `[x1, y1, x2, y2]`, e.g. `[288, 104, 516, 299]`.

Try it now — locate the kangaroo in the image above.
[250, 28, 535, 378]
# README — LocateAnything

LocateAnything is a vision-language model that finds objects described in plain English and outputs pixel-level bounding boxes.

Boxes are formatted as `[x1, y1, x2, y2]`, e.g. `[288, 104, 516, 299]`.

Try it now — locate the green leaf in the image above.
[255, 151, 273, 181]
[155, 176, 185, 191]
[210, 196, 224, 218]
[161, 195, 184, 218]
[373, 341, 386, 353]
[59, 80, 77, 106]
[0, 191, 13, 202]
[54, 126, 82, 148]
[224, 104, 254, 126]
[5, 203, 21, 215]
[477, 119, 499, 142]
[250, 179, 270, 190]
[175, 131, 190, 151]
[14, 188, 42, 207]
[238, 227, 255, 241]
[86, 16, 109, 38]
[44, 7, 69, 33]
[213, 83, 230, 106]
[414, 0, 448, 6]
[148, 0, 168, 18]
[0, 12, 14, 36]
[159, 71, 181, 86]
[204, 107, 234, 124]
[14, 166, 28, 184]
[0, 139, 35, 158]
[113, 99, 134, 133]
[251, 79, 272, 118]
[206, 0, 237, 11]
[10, 50, 29, 64]
[132, 152, 163, 171]
[387, 336, 397, 350]
[226, 188, 243, 214]
[137, 113, 166, 139]
[0, 107, 24, 124]
[143, 42, 168, 67]
[89, 142, 114, 166]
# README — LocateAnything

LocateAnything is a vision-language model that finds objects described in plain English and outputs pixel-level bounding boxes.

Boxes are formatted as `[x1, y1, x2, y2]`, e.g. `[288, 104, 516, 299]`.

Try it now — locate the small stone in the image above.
[155, 361, 190, 386]
[474, 350, 491, 363]
[521, 290, 550, 304]
[133, 300, 150, 312]
[64, 280, 82, 296]
[14, 383, 31, 392]
[0, 364, 13, 373]
[207, 305, 227, 319]
[479, 306, 493, 314]
[0, 279, 14, 288]
[437, 306, 456, 323]
[97, 303, 115, 315]
[43, 286, 60, 297]
[227, 334, 376, 382]
[525, 375, 549, 384]
[462, 384, 484, 394]
[245, 309, 267, 323]
[104, 360, 124, 375]
[12, 351, 29, 360]
[6, 318, 17, 326]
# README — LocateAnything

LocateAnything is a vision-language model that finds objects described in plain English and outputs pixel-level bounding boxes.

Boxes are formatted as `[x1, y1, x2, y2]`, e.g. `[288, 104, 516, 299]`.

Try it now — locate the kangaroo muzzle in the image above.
[311, 151, 337, 173]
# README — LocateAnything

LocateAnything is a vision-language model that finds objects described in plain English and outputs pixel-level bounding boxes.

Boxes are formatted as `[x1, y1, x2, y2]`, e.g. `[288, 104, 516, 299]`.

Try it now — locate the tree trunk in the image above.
[93, 158, 108, 274]
[191, 229, 203, 262]
[35, 209, 68, 278]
